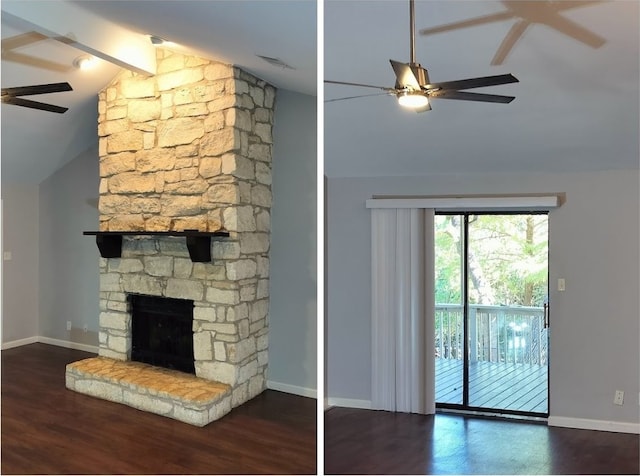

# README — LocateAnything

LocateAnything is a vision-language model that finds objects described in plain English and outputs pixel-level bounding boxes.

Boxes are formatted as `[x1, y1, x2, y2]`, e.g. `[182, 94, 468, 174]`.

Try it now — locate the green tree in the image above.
[435, 214, 548, 307]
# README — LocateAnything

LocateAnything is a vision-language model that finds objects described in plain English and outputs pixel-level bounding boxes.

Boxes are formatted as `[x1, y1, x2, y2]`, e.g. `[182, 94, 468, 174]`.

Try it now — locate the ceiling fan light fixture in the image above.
[397, 91, 429, 108]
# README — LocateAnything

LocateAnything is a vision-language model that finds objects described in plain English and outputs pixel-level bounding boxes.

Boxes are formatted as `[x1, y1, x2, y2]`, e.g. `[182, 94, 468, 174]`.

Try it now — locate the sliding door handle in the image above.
[543, 303, 549, 329]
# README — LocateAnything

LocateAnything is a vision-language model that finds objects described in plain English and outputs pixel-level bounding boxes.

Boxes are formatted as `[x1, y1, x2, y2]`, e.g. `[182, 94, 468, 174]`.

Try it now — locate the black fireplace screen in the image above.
[129, 294, 195, 374]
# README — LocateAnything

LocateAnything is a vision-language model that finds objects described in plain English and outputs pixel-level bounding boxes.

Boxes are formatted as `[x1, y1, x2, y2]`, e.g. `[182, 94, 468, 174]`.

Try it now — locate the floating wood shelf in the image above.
[83, 230, 230, 263]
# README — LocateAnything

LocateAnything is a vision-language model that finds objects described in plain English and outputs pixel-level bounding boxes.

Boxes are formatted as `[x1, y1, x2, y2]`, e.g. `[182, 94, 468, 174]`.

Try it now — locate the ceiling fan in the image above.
[325, 0, 519, 112]
[1, 82, 73, 114]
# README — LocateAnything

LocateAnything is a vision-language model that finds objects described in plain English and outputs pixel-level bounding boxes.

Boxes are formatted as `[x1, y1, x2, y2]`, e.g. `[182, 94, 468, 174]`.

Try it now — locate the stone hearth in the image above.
[66, 48, 275, 426]
[66, 357, 231, 427]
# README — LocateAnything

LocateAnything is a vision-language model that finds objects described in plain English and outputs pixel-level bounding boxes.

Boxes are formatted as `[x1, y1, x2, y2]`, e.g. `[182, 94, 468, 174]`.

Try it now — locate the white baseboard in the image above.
[1, 336, 39, 350]
[549, 416, 640, 434]
[37, 337, 98, 354]
[267, 380, 317, 399]
[1, 335, 98, 353]
[326, 397, 372, 410]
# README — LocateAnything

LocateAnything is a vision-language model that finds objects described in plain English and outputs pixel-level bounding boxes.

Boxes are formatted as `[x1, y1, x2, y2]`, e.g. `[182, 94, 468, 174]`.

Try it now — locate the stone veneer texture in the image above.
[88, 48, 275, 419]
[66, 357, 232, 427]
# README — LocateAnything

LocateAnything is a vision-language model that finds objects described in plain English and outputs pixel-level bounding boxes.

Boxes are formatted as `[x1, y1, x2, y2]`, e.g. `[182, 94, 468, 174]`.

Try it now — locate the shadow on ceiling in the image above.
[419, 0, 607, 66]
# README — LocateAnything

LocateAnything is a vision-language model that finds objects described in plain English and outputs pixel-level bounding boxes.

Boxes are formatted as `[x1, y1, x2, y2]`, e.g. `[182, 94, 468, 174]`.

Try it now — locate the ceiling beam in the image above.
[1, 1, 156, 76]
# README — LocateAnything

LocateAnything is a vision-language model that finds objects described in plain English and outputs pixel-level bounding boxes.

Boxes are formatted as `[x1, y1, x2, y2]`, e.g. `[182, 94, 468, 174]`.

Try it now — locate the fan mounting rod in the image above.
[409, 0, 417, 65]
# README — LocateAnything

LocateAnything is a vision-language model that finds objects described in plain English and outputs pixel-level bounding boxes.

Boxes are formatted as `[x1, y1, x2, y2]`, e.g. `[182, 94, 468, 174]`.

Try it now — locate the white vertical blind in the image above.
[371, 209, 397, 408]
[371, 208, 435, 414]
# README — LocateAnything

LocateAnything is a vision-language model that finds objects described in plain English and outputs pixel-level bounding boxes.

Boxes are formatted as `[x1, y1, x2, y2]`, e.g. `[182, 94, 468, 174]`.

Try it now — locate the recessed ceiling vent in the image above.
[256, 55, 294, 70]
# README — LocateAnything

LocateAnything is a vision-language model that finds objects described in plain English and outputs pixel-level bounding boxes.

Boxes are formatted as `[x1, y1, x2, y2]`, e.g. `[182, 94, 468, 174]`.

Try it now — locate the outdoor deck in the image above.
[436, 358, 548, 414]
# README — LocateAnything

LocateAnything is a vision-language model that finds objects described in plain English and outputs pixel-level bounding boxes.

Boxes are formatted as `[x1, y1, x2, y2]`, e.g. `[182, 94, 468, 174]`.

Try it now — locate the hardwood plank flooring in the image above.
[436, 358, 548, 413]
[1, 344, 316, 474]
[325, 407, 640, 475]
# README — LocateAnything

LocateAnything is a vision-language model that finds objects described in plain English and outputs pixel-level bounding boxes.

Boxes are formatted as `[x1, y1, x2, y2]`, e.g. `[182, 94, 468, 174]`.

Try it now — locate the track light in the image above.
[73, 55, 96, 70]
[149, 35, 166, 45]
[397, 91, 429, 108]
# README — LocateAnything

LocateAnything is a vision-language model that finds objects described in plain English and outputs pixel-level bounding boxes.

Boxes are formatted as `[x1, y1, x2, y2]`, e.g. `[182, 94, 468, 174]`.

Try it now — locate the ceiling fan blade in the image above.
[2, 51, 72, 73]
[433, 90, 515, 103]
[551, 0, 606, 11]
[1, 31, 48, 50]
[430, 74, 518, 92]
[1, 82, 73, 97]
[542, 13, 606, 48]
[325, 92, 392, 103]
[491, 20, 531, 65]
[2, 97, 69, 113]
[419, 11, 514, 36]
[389, 60, 420, 89]
[325, 80, 394, 92]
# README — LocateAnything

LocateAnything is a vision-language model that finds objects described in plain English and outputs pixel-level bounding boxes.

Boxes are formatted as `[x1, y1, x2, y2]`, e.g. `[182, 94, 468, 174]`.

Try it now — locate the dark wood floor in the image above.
[436, 358, 548, 413]
[1, 344, 316, 474]
[325, 407, 639, 475]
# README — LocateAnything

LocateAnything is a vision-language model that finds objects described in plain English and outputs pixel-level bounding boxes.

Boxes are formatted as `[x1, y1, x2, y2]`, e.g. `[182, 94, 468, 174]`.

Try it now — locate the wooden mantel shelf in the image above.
[83, 230, 230, 263]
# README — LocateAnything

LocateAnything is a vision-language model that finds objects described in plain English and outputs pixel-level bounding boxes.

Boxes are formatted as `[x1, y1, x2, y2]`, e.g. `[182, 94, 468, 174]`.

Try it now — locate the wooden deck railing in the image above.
[435, 304, 548, 365]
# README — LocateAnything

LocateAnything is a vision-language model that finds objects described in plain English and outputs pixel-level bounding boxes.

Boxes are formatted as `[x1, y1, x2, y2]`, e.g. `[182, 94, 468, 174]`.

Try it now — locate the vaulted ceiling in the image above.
[2, 1, 638, 183]
[1, 0, 316, 184]
[324, 0, 639, 178]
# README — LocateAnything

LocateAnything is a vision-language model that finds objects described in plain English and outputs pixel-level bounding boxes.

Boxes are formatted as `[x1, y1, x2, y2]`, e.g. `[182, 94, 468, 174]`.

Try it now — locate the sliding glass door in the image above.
[434, 214, 464, 405]
[435, 213, 549, 416]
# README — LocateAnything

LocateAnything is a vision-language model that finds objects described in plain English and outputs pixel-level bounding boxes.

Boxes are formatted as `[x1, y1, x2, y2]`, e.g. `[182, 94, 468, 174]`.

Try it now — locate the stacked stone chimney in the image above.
[94, 48, 275, 412]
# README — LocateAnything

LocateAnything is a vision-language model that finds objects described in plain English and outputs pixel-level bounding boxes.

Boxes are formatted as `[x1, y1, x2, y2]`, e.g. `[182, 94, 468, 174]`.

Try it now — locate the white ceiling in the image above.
[324, 0, 639, 178]
[1, 0, 316, 184]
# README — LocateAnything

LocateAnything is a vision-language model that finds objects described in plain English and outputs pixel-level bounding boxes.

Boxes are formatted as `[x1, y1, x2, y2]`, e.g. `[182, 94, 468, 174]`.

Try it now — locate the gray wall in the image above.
[38, 146, 100, 345]
[270, 90, 317, 393]
[327, 169, 640, 425]
[1, 184, 40, 344]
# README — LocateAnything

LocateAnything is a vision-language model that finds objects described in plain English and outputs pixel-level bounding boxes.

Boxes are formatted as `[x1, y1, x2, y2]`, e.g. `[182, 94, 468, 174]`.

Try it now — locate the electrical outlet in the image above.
[614, 390, 624, 406]
[66, 321, 72, 331]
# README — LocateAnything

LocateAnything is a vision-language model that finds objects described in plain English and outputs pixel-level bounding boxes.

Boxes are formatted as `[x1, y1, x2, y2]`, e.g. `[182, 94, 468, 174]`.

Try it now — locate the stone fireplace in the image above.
[65, 48, 275, 426]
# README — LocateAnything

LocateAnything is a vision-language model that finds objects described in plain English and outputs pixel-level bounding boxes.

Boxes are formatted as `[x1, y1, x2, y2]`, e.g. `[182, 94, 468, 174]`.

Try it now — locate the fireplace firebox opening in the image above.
[129, 294, 195, 374]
